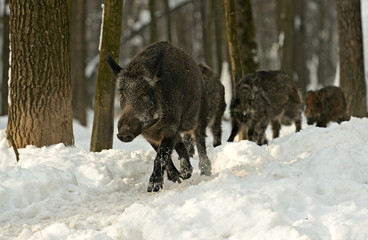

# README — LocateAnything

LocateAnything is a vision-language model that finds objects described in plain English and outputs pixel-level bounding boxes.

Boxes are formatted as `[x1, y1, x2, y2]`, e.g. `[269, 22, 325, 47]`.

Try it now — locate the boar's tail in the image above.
[106, 53, 122, 76]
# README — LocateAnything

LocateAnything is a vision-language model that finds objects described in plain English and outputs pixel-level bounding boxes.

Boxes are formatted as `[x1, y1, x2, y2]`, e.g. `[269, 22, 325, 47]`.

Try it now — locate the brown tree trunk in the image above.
[214, 0, 224, 75]
[336, 0, 367, 117]
[90, 0, 123, 152]
[279, 0, 294, 78]
[236, 0, 259, 75]
[224, 0, 243, 87]
[1, 0, 9, 116]
[149, 0, 157, 43]
[7, 0, 74, 148]
[163, 0, 172, 42]
[71, 0, 87, 126]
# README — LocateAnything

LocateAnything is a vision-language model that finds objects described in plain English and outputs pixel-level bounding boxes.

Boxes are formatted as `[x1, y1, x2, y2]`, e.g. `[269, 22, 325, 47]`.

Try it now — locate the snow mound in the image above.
[1, 117, 368, 239]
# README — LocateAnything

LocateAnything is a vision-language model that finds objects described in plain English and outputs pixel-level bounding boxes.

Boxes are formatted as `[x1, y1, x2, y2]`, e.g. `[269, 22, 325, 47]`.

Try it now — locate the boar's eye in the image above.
[139, 88, 150, 97]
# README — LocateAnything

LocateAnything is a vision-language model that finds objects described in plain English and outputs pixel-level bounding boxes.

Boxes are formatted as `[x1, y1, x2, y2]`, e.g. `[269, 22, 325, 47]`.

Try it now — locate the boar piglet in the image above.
[107, 41, 212, 192]
[305, 86, 350, 127]
[228, 70, 303, 144]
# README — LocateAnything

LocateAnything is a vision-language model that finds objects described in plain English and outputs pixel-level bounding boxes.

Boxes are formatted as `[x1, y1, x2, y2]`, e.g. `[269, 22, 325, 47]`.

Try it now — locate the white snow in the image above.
[1, 114, 368, 240]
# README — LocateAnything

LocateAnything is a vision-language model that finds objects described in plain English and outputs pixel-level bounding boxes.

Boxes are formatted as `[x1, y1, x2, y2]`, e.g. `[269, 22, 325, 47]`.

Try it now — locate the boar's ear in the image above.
[143, 49, 166, 85]
[106, 53, 122, 76]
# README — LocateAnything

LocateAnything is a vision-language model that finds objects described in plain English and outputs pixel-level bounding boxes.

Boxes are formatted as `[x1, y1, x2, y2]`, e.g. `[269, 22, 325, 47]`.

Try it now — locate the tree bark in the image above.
[336, 0, 367, 117]
[224, 0, 243, 87]
[7, 0, 74, 148]
[90, 0, 123, 152]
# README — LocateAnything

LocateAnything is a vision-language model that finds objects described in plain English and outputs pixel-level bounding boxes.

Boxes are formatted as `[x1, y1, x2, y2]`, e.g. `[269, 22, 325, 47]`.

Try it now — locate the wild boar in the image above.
[227, 83, 270, 145]
[228, 70, 303, 144]
[183, 63, 226, 156]
[305, 86, 350, 127]
[107, 41, 212, 192]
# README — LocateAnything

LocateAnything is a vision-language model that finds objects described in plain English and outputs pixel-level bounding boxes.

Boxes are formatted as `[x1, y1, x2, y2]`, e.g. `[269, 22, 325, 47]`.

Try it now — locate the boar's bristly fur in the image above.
[107, 41, 212, 192]
[228, 70, 303, 144]
[305, 86, 350, 127]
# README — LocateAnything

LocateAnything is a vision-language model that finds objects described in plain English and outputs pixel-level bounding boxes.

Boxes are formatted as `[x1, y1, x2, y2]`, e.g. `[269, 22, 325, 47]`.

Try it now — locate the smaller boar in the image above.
[305, 86, 350, 127]
[227, 83, 270, 145]
[228, 71, 303, 144]
[183, 63, 226, 155]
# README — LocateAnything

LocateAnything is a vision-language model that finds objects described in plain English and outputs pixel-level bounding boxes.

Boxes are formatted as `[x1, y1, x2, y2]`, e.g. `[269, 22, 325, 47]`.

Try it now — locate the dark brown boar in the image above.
[183, 63, 226, 156]
[228, 70, 303, 144]
[305, 86, 350, 127]
[107, 41, 212, 192]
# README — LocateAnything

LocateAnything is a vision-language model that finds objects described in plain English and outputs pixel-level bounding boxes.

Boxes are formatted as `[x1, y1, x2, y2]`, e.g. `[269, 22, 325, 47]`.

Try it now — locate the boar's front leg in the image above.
[227, 120, 239, 142]
[175, 140, 193, 180]
[149, 142, 181, 184]
[147, 137, 175, 192]
[195, 127, 212, 176]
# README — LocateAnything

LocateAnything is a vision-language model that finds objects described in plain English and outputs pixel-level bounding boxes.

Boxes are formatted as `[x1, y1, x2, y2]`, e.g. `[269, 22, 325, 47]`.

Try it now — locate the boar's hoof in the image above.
[147, 173, 164, 192]
[166, 167, 181, 183]
[147, 181, 163, 192]
[199, 158, 212, 176]
[180, 158, 193, 180]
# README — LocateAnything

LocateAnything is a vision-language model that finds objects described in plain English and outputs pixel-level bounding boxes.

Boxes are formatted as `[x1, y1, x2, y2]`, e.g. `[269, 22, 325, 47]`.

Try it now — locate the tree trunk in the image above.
[336, 0, 367, 117]
[71, 0, 87, 126]
[149, 0, 157, 43]
[7, 0, 74, 148]
[279, 0, 294, 78]
[235, 0, 259, 75]
[1, 0, 9, 116]
[224, 0, 243, 87]
[90, 0, 123, 152]
[293, 0, 308, 97]
[163, 0, 172, 42]
[213, 0, 224, 75]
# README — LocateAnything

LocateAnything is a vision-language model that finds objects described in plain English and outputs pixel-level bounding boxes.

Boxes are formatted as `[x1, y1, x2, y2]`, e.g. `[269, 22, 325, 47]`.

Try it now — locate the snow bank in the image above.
[1, 117, 368, 239]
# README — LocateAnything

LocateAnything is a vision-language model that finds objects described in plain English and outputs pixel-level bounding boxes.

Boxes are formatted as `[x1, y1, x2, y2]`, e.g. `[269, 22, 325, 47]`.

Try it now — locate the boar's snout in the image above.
[239, 111, 250, 123]
[117, 113, 142, 142]
[307, 117, 315, 125]
[117, 132, 135, 142]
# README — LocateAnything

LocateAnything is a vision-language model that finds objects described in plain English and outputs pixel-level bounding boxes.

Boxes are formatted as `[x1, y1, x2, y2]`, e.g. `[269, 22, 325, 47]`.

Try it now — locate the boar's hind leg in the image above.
[147, 137, 175, 192]
[175, 140, 193, 180]
[271, 120, 281, 139]
[195, 128, 212, 176]
[183, 133, 195, 157]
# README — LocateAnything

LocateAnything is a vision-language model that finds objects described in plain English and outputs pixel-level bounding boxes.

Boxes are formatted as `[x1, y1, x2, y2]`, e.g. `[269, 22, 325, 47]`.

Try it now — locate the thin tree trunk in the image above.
[235, 0, 259, 75]
[224, 0, 243, 87]
[213, 0, 224, 75]
[149, 0, 157, 43]
[1, 0, 9, 116]
[90, 0, 123, 152]
[279, 0, 294, 78]
[7, 0, 74, 148]
[336, 0, 367, 117]
[71, 0, 87, 126]
[163, 0, 172, 42]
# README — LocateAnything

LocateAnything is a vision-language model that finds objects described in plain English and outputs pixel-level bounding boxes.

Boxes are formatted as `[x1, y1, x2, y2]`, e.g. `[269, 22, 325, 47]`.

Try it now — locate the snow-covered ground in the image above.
[1, 114, 368, 240]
